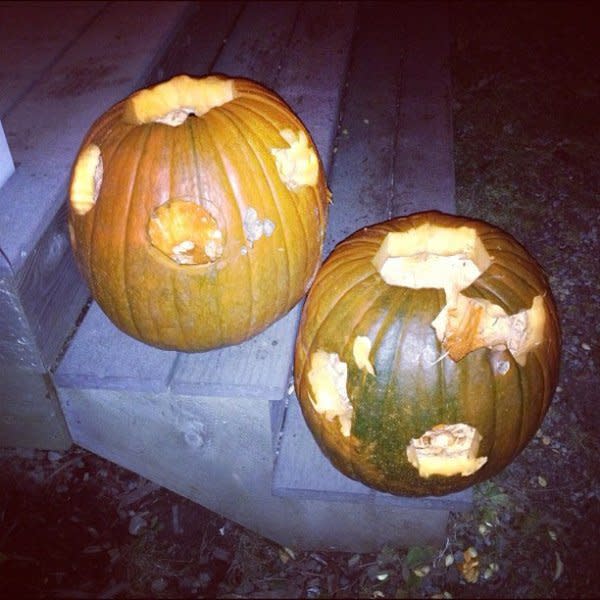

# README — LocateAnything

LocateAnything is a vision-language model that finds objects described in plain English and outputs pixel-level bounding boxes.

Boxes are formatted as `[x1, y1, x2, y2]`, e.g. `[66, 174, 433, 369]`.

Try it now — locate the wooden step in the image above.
[0, 1, 194, 449]
[55, 1, 465, 551]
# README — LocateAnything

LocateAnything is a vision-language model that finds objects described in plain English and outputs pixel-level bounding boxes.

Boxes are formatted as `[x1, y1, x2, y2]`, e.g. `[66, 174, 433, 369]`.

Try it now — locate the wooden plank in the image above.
[391, 2, 455, 215]
[172, 1, 357, 398]
[145, 1, 244, 84]
[272, 1, 464, 504]
[323, 1, 455, 256]
[321, 2, 405, 254]
[210, 1, 300, 82]
[0, 0, 191, 365]
[55, 303, 177, 393]
[0, 1, 191, 271]
[0, 366, 71, 450]
[0, 250, 43, 370]
[0, 1, 107, 118]
[61, 386, 450, 551]
[15, 202, 90, 368]
[0, 119, 14, 189]
[273, 394, 472, 510]
[275, 0, 357, 173]
[171, 308, 299, 400]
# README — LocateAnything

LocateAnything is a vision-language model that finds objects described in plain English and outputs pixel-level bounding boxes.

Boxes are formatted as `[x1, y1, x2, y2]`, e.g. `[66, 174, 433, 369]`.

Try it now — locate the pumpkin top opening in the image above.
[123, 75, 236, 126]
[70, 143, 103, 216]
[406, 423, 488, 478]
[372, 224, 492, 302]
[148, 198, 224, 266]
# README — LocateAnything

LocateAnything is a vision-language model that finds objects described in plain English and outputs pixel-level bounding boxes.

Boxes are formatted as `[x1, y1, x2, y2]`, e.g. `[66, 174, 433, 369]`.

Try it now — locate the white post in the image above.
[0, 119, 15, 189]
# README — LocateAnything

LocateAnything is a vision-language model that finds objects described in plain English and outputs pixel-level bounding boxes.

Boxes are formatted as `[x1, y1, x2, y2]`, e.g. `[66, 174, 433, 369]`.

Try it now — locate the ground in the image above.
[1, 3, 599, 598]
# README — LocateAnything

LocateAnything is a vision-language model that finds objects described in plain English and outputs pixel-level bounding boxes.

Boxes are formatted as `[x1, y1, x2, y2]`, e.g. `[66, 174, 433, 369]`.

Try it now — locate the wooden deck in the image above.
[2, 1, 465, 551]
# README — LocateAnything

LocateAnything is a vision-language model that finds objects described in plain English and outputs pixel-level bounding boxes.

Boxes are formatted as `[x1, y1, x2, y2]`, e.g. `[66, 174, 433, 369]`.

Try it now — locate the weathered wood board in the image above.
[0, 119, 14, 189]
[0, 1, 194, 449]
[55, 1, 468, 551]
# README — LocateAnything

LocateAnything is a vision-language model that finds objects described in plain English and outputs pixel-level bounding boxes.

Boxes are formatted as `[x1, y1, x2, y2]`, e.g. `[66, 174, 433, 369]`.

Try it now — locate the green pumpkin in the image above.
[294, 211, 561, 496]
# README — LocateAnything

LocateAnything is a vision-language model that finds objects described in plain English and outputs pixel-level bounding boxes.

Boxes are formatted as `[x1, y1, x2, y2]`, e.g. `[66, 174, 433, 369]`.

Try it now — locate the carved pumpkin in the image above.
[294, 211, 560, 496]
[69, 74, 329, 351]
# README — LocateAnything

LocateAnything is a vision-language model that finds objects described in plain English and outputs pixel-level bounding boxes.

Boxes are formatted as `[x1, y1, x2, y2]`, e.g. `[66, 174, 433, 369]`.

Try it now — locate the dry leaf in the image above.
[413, 565, 430, 577]
[279, 546, 295, 564]
[553, 552, 564, 581]
[458, 547, 479, 583]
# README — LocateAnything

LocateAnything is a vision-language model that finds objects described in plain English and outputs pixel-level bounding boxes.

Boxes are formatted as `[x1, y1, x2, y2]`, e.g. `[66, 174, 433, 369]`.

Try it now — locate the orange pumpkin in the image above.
[69, 75, 329, 351]
[294, 211, 561, 496]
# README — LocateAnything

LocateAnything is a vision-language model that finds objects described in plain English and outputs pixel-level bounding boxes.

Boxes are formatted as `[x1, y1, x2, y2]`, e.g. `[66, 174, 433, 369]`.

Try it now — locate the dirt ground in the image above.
[1, 3, 598, 598]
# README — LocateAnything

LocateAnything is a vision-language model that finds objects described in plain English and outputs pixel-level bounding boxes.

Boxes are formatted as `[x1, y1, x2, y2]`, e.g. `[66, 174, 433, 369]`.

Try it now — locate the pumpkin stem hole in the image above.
[124, 75, 235, 126]
[372, 224, 492, 302]
[148, 199, 224, 265]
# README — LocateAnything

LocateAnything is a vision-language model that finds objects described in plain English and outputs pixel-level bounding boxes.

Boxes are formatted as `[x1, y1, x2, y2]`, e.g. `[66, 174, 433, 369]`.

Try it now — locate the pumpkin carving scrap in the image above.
[69, 74, 330, 351]
[294, 211, 561, 496]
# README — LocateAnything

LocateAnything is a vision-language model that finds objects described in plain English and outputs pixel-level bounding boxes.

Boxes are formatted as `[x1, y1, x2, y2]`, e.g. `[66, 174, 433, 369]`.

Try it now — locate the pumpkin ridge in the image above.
[485, 246, 547, 291]
[483, 350, 502, 473]
[198, 110, 254, 341]
[311, 268, 381, 337]
[185, 117, 227, 344]
[336, 275, 397, 447]
[530, 350, 552, 430]
[239, 90, 307, 136]
[239, 97, 325, 286]
[512, 354, 530, 456]
[238, 96, 326, 221]
[122, 126, 159, 341]
[302, 270, 379, 444]
[469, 266, 542, 314]
[362, 287, 420, 480]
[165, 125, 195, 348]
[217, 103, 295, 313]
[86, 121, 132, 323]
[90, 124, 149, 338]
[479, 231, 549, 289]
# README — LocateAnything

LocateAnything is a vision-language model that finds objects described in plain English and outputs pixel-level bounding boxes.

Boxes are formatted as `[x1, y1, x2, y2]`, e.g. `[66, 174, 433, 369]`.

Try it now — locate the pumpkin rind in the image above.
[294, 211, 561, 496]
[69, 75, 329, 351]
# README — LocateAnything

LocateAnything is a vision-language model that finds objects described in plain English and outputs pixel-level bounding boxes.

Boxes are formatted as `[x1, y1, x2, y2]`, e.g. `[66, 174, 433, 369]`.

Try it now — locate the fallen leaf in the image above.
[458, 547, 479, 583]
[413, 565, 430, 577]
[347, 553, 361, 568]
[553, 552, 564, 581]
